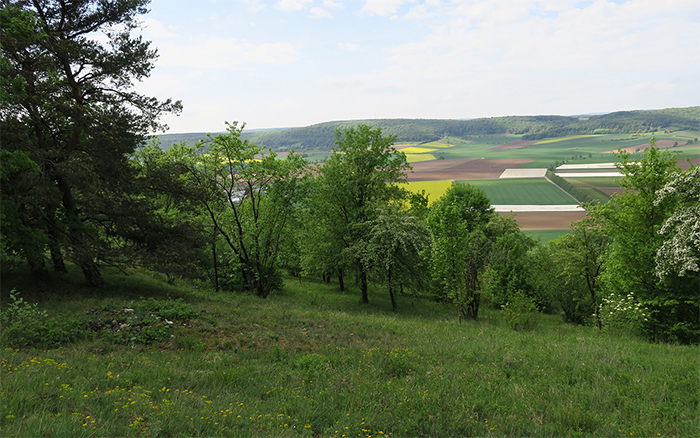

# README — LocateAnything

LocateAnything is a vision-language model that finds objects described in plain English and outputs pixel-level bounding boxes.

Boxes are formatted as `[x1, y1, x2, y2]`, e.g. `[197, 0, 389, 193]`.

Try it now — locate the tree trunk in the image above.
[388, 269, 396, 312]
[360, 269, 368, 304]
[27, 252, 52, 288]
[49, 240, 68, 274]
[465, 291, 480, 319]
[338, 268, 345, 291]
[79, 258, 104, 287]
[54, 174, 104, 287]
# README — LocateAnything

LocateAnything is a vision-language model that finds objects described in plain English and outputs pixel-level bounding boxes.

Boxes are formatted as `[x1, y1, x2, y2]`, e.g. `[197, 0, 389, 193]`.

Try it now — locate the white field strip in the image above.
[554, 172, 622, 177]
[556, 163, 617, 169]
[493, 205, 585, 212]
[499, 168, 547, 178]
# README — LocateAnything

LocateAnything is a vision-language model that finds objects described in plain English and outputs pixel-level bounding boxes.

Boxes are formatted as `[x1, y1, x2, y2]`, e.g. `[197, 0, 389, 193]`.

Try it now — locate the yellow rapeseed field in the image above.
[400, 147, 438, 154]
[396, 180, 453, 204]
[404, 154, 436, 163]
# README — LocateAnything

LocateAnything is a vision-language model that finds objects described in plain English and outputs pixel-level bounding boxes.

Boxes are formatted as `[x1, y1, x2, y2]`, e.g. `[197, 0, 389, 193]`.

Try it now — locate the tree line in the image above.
[153, 109, 700, 154]
[2, 0, 698, 345]
[237, 110, 698, 153]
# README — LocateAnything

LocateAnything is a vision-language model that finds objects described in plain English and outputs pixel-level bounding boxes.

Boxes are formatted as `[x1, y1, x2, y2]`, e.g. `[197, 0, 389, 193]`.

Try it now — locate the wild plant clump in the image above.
[0, 292, 202, 348]
[501, 292, 540, 331]
[0, 290, 84, 348]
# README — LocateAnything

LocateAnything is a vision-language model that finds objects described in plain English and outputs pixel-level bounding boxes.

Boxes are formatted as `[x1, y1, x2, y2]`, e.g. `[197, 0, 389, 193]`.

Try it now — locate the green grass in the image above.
[522, 230, 572, 244]
[1, 266, 698, 437]
[565, 177, 620, 188]
[459, 178, 576, 205]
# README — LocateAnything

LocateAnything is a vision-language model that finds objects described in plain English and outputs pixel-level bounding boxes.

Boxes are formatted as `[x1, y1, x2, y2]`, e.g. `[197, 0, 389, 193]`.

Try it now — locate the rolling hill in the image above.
[153, 107, 699, 155]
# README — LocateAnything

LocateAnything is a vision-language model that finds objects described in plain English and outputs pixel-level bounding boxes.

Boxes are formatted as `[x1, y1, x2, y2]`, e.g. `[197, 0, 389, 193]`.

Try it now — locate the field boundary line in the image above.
[544, 175, 582, 204]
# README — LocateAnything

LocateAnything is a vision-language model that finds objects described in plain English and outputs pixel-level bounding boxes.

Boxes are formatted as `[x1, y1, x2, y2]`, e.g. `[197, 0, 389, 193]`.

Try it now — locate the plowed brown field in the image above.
[408, 158, 533, 181]
[500, 211, 587, 230]
[605, 139, 686, 154]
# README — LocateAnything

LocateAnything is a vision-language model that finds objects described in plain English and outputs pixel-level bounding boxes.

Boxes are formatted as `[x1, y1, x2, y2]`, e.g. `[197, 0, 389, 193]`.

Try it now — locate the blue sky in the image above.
[133, 0, 699, 133]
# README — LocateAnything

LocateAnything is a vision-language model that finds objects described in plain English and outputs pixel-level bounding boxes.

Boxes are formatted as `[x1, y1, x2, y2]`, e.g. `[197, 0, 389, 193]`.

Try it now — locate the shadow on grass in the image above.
[277, 274, 462, 324]
[0, 263, 203, 315]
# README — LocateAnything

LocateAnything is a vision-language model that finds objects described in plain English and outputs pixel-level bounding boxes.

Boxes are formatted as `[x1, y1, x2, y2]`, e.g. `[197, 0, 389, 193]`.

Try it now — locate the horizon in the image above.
[155, 107, 693, 135]
[133, 0, 699, 133]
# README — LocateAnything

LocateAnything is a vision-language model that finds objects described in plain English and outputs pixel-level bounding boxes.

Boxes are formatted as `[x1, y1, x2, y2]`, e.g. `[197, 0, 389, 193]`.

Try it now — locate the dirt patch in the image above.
[605, 139, 682, 154]
[485, 140, 538, 151]
[408, 158, 534, 181]
[679, 158, 700, 170]
[501, 211, 587, 230]
[598, 188, 624, 197]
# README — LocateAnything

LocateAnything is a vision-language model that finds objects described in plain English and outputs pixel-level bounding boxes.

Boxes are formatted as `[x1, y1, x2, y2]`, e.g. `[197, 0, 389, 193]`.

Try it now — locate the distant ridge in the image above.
[153, 106, 699, 153]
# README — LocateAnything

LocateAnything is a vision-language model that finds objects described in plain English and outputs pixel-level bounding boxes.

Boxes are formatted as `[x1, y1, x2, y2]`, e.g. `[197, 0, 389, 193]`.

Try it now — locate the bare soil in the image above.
[679, 158, 700, 170]
[605, 139, 685, 154]
[500, 211, 587, 230]
[408, 158, 534, 181]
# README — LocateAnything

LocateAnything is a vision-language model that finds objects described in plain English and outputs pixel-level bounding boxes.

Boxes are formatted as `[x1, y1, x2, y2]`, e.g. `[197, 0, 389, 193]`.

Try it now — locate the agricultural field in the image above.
[522, 229, 574, 244]
[462, 178, 575, 205]
[397, 180, 453, 205]
[400, 131, 699, 236]
[408, 158, 534, 181]
[404, 153, 436, 163]
[421, 133, 699, 168]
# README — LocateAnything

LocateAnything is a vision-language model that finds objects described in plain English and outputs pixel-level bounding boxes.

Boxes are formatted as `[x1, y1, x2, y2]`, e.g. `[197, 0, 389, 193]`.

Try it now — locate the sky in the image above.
[133, 0, 700, 133]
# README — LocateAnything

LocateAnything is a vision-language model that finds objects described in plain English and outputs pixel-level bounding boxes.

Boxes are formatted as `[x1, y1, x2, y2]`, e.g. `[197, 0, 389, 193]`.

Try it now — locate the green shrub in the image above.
[502, 292, 540, 331]
[0, 290, 84, 348]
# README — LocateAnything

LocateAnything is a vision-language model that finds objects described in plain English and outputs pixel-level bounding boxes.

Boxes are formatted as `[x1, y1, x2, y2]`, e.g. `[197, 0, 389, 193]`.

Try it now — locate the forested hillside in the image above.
[155, 107, 699, 153]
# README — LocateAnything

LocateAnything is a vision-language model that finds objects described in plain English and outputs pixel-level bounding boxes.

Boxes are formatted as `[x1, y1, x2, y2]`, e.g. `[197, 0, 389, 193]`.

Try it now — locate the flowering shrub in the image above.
[599, 291, 648, 335]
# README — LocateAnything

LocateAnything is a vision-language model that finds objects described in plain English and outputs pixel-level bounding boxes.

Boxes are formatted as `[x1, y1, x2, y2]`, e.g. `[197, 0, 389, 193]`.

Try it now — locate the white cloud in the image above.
[276, 0, 313, 11]
[310, 7, 333, 18]
[404, 4, 431, 20]
[339, 42, 360, 51]
[141, 18, 177, 38]
[323, 0, 343, 8]
[339, 0, 700, 118]
[360, 0, 411, 16]
[157, 36, 299, 69]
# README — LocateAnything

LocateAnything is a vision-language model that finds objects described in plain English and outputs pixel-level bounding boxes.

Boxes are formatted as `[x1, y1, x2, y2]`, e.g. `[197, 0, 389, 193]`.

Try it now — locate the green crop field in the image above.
[523, 229, 572, 243]
[458, 178, 576, 205]
[564, 177, 620, 188]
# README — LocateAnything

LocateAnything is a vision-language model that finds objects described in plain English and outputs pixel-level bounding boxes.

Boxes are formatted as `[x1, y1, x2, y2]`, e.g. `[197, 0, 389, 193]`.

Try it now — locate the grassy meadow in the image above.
[1, 265, 699, 438]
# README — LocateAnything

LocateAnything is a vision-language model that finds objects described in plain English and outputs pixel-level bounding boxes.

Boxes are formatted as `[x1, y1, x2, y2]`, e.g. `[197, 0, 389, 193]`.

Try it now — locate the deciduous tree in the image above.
[592, 141, 698, 343]
[428, 184, 494, 322]
[168, 123, 307, 298]
[309, 125, 410, 303]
